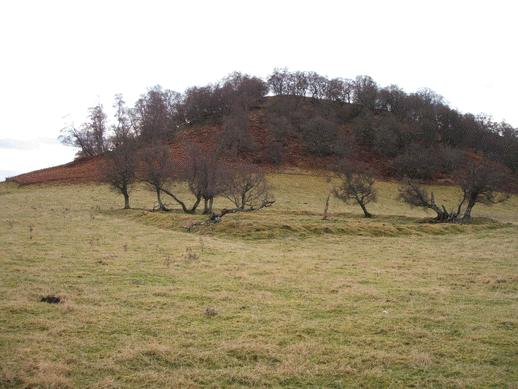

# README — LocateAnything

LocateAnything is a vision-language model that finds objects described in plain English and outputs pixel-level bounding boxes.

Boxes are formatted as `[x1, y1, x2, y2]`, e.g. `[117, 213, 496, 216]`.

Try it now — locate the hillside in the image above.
[5, 100, 402, 186]
[7, 92, 517, 187]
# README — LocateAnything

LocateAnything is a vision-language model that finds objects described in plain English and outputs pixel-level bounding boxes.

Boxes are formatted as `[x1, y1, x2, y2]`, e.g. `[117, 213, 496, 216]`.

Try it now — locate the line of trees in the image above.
[331, 157, 512, 223]
[97, 100, 272, 212]
[91, 89, 512, 222]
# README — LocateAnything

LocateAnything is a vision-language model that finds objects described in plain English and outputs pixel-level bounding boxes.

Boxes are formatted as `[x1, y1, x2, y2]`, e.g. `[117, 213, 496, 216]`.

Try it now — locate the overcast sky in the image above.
[1, 0, 516, 181]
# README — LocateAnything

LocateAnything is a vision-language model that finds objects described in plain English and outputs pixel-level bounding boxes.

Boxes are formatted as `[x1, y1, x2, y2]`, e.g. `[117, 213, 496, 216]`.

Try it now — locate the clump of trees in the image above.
[96, 96, 274, 214]
[60, 71, 269, 158]
[398, 161, 512, 223]
[59, 103, 109, 158]
[263, 68, 518, 179]
[101, 140, 274, 213]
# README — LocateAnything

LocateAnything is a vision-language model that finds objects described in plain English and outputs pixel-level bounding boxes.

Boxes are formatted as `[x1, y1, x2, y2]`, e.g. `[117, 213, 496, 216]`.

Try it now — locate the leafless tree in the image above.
[286, 70, 309, 99]
[59, 103, 108, 157]
[325, 77, 354, 104]
[352, 75, 379, 110]
[378, 84, 409, 118]
[137, 144, 175, 211]
[99, 131, 138, 209]
[458, 161, 512, 220]
[222, 71, 268, 111]
[267, 67, 290, 96]
[398, 160, 512, 222]
[59, 120, 96, 158]
[500, 123, 518, 174]
[180, 144, 225, 214]
[333, 160, 378, 218]
[112, 94, 131, 136]
[133, 85, 181, 143]
[223, 164, 271, 209]
[181, 83, 227, 124]
[306, 71, 328, 101]
[393, 143, 442, 180]
[87, 103, 109, 154]
[397, 178, 454, 222]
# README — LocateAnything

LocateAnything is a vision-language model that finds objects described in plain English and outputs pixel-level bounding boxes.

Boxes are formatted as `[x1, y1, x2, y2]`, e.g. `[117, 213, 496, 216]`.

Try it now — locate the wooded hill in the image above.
[10, 69, 518, 186]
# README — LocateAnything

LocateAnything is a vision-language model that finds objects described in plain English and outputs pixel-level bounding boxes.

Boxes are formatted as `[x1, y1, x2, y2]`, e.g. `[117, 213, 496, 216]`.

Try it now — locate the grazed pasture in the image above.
[1, 175, 517, 388]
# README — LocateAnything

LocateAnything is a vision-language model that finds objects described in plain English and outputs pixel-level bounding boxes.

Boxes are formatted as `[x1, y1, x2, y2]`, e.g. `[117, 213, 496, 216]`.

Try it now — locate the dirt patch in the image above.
[40, 295, 61, 304]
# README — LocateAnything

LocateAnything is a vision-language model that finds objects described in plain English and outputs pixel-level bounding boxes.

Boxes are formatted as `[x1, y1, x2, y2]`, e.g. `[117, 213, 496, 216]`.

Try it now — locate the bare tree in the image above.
[222, 71, 268, 112]
[267, 67, 290, 96]
[500, 123, 518, 174]
[112, 94, 131, 137]
[458, 161, 512, 220]
[223, 164, 271, 209]
[196, 152, 225, 215]
[176, 144, 225, 214]
[99, 131, 138, 209]
[325, 77, 354, 104]
[333, 160, 377, 218]
[181, 83, 227, 124]
[59, 103, 108, 157]
[137, 144, 175, 211]
[133, 85, 180, 143]
[398, 160, 512, 222]
[89, 104, 109, 154]
[286, 70, 309, 99]
[397, 178, 454, 222]
[352, 75, 379, 110]
[59, 120, 97, 158]
[378, 84, 409, 118]
[306, 71, 328, 101]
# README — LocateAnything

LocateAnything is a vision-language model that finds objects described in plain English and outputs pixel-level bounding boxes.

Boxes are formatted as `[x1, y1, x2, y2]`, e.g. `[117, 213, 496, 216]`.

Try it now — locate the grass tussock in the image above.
[1, 176, 517, 388]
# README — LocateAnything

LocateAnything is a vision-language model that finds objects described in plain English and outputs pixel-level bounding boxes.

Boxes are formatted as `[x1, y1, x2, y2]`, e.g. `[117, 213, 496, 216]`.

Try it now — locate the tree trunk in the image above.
[188, 196, 202, 214]
[156, 187, 167, 211]
[123, 191, 130, 209]
[160, 188, 201, 214]
[203, 197, 215, 215]
[240, 192, 247, 210]
[203, 198, 209, 214]
[359, 201, 372, 218]
[463, 197, 477, 220]
[322, 195, 330, 220]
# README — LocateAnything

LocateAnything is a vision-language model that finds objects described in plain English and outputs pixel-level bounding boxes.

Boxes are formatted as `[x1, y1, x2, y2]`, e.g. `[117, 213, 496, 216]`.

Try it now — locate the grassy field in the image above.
[1, 174, 517, 388]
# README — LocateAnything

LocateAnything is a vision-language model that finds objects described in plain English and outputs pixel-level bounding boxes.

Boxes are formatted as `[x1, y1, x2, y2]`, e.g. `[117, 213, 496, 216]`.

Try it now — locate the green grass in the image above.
[1, 175, 517, 388]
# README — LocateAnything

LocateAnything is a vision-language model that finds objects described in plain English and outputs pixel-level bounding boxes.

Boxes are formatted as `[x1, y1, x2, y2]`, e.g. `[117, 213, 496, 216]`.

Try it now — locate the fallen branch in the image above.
[182, 197, 275, 232]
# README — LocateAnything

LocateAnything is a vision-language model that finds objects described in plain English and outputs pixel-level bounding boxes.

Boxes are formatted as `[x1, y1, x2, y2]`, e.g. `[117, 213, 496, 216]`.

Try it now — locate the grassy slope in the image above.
[1, 176, 517, 388]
